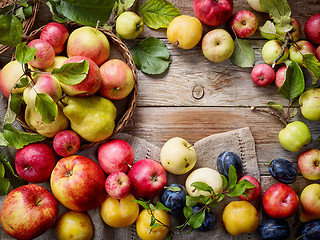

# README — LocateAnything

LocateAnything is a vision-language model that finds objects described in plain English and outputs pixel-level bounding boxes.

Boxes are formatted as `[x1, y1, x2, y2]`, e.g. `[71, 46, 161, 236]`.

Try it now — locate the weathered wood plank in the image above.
[122, 107, 320, 166]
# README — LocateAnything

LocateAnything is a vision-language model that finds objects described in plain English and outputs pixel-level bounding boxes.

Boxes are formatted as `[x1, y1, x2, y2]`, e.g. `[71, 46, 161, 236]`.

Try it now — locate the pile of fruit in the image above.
[0, 21, 136, 145]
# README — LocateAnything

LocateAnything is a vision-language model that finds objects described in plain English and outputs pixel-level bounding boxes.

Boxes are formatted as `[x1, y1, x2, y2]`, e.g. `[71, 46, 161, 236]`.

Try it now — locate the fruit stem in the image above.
[95, 20, 100, 33]
[272, 37, 289, 68]
[250, 106, 288, 126]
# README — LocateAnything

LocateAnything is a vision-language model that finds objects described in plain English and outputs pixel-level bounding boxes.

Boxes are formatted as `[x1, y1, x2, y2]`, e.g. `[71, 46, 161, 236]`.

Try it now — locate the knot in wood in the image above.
[192, 85, 205, 100]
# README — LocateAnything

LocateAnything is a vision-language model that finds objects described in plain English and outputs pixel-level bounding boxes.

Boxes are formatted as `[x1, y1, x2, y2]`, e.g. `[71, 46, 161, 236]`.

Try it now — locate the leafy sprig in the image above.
[136, 165, 255, 237]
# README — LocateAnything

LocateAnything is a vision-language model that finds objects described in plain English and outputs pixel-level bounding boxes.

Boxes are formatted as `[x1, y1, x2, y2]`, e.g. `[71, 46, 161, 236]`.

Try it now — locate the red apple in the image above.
[40, 22, 69, 54]
[289, 40, 316, 64]
[316, 46, 320, 61]
[193, 0, 233, 27]
[27, 39, 55, 69]
[50, 155, 106, 212]
[98, 138, 134, 175]
[275, 65, 287, 88]
[60, 56, 102, 97]
[299, 183, 320, 222]
[0, 184, 59, 240]
[67, 26, 110, 66]
[238, 175, 261, 201]
[15, 142, 57, 183]
[53, 130, 81, 157]
[298, 149, 320, 180]
[304, 13, 320, 44]
[229, 10, 258, 38]
[251, 64, 275, 87]
[128, 159, 167, 199]
[105, 171, 132, 199]
[99, 59, 135, 100]
[262, 183, 299, 219]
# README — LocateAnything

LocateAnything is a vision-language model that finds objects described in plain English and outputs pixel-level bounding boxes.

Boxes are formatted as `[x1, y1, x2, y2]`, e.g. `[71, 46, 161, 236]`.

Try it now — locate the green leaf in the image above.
[260, 0, 291, 21]
[131, 37, 171, 75]
[259, 20, 283, 40]
[267, 101, 284, 112]
[183, 206, 194, 219]
[35, 93, 58, 124]
[0, 177, 10, 196]
[230, 38, 255, 68]
[167, 186, 181, 192]
[228, 165, 237, 189]
[0, 135, 9, 146]
[191, 181, 214, 193]
[0, 163, 5, 178]
[15, 42, 37, 65]
[156, 202, 171, 212]
[14, 77, 29, 89]
[290, 107, 298, 118]
[279, 61, 305, 100]
[186, 195, 201, 207]
[5, 93, 23, 124]
[124, 0, 136, 9]
[149, 203, 156, 211]
[150, 215, 156, 226]
[23, 5, 33, 18]
[46, 1, 68, 23]
[227, 179, 255, 197]
[302, 54, 320, 85]
[138, 0, 181, 29]
[150, 222, 162, 233]
[216, 193, 225, 203]
[0, 14, 23, 47]
[221, 174, 228, 188]
[135, 199, 149, 209]
[188, 210, 205, 229]
[55, 0, 116, 27]
[2, 123, 46, 149]
[52, 60, 89, 85]
[15, 7, 26, 20]
[0, 152, 19, 179]
[274, 15, 293, 33]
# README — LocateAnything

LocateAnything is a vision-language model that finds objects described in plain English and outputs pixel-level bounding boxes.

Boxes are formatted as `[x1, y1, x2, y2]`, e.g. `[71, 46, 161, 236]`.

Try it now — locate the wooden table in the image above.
[1, 0, 320, 239]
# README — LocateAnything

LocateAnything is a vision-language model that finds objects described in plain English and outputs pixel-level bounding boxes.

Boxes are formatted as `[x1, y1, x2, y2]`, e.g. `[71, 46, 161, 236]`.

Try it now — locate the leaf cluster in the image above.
[0, 0, 34, 47]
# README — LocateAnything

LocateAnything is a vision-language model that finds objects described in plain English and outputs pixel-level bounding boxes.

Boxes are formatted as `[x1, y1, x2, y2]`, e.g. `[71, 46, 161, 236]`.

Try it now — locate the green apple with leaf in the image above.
[262, 40, 288, 65]
[289, 40, 316, 65]
[116, 11, 144, 40]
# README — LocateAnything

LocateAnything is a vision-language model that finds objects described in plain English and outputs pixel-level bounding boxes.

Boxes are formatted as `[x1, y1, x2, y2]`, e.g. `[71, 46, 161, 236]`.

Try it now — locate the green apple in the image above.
[262, 40, 289, 65]
[299, 88, 320, 121]
[299, 184, 320, 222]
[116, 11, 144, 40]
[289, 40, 316, 65]
[43, 56, 68, 73]
[160, 137, 197, 175]
[278, 121, 312, 152]
[185, 167, 222, 197]
[202, 29, 234, 63]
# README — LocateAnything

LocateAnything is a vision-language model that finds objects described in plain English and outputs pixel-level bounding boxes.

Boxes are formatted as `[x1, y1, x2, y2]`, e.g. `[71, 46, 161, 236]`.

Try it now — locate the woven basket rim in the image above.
[15, 21, 138, 150]
[0, 0, 40, 54]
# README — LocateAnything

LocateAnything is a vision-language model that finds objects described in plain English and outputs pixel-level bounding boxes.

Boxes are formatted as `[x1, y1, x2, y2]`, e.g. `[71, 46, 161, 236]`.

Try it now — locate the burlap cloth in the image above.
[0, 127, 260, 240]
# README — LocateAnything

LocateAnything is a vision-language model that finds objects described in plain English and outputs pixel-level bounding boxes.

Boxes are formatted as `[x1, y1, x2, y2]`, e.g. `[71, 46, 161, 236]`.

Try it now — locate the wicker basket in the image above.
[0, 0, 40, 54]
[16, 21, 138, 150]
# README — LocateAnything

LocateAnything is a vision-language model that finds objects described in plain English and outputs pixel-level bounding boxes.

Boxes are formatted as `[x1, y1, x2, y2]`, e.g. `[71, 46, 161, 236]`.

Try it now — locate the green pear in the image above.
[25, 103, 69, 138]
[61, 96, 117, 142]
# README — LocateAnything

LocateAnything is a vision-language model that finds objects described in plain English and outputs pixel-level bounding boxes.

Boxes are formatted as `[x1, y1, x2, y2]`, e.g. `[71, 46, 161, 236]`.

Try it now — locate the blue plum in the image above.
[160, 183, 186, 215]
[268, 158, 297, 184]
[258, 217, 290, 240]
[192, 205, 216, 232]
[297, 219, 320, 240]
[217, 151, 243, 179]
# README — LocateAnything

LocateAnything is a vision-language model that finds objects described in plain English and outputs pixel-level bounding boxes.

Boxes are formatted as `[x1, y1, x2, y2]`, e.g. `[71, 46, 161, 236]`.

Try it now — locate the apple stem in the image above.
[126, 163, 132, 169]
[272, 38, 290, 68]
[250, 106, 288, 126]
[95, 21, 100, 33]
[34, 197, 43, 206]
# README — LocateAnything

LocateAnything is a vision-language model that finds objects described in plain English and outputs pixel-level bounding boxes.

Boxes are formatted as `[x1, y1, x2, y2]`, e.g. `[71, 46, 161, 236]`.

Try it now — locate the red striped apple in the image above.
[50, 155, 106, 212]
[230, 10, 259, 38]
[27, 39, 55, 69]
[299, 183, 320, 222]
[99, 59, 135, 100]
[0, 184, 59, 240]
[53, 130, 81, 157]
[298, 149, 320, 180]
[67, 26, 110, 66]
[40, 22, 69, 54]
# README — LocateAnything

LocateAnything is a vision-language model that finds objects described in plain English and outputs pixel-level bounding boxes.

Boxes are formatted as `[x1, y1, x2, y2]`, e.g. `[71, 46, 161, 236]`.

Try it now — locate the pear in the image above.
[25, 103, 69, 138]
[61, 96, 117, 142]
